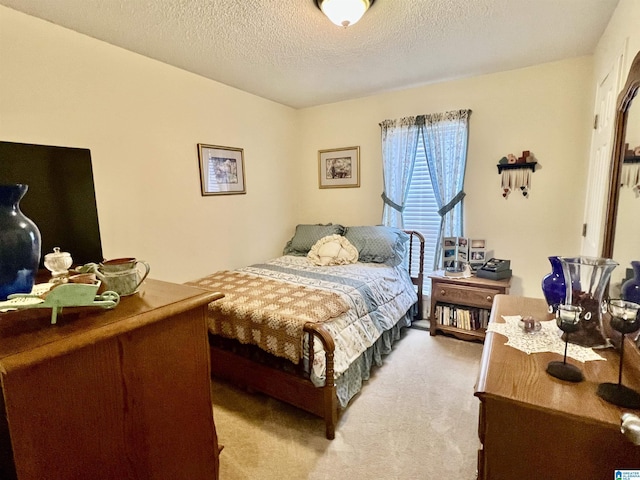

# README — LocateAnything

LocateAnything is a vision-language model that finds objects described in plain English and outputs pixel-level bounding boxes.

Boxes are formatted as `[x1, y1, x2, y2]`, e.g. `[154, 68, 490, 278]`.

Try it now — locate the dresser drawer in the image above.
[432, 282, 500, 309]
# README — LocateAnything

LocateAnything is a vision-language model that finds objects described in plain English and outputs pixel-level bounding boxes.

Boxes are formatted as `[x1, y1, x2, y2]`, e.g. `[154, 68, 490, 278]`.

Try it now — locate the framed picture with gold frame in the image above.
[318, 146, 360, 188]
[197, 144, 246, 195]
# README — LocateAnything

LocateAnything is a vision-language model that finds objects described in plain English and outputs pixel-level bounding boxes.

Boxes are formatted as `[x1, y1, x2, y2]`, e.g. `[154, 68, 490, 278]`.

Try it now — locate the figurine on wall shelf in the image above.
[620, 143, 640, 195]
[623, 143, 640, 159]
[499, 150, 536, 198]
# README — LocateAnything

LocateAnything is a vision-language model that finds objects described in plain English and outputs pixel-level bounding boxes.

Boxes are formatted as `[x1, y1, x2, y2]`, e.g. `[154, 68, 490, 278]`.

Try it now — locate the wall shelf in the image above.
[496, 162, 537, 174]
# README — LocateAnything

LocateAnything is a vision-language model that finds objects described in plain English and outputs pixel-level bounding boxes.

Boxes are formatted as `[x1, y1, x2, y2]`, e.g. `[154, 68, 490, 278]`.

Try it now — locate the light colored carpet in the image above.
[211, 327, 483, 480]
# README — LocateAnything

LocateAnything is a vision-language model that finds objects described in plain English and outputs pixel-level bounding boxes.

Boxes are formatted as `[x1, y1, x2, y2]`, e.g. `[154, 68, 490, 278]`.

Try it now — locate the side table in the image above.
[429, 271, 510, 341]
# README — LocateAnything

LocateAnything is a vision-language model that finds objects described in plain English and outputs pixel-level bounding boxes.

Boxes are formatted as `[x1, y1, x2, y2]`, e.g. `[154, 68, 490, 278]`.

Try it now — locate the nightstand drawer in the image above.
[432, 282, 499, 309]
[431, 283, 500, 308]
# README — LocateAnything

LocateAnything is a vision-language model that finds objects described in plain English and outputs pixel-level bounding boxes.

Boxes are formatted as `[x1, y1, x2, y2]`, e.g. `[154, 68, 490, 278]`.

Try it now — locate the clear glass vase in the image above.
[559, 256, 618, 348]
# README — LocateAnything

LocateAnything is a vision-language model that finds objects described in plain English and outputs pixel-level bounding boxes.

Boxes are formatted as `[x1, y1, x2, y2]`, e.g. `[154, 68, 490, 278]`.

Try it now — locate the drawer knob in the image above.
[486, 296, 492, 302]
[441, 290, 446, 295]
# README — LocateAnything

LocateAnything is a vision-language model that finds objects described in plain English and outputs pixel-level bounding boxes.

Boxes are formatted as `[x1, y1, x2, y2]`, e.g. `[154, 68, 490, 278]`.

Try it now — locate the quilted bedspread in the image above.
[187, 270, 349, 362]
[189, 255, 417, 383]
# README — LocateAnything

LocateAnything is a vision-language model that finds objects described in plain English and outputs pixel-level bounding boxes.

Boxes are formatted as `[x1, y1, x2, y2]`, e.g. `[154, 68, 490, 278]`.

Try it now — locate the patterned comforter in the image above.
[190, 255, 417, 384]
[187, 269, 350, 362]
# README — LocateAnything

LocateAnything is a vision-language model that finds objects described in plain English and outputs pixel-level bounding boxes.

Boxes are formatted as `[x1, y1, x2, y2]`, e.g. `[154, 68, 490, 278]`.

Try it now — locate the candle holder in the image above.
[597, 299, 640, 409]
[546, 304, 585, 382]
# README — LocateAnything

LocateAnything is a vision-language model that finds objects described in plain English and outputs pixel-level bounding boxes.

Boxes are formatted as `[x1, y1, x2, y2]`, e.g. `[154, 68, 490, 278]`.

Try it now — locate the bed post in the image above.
[305, 323, 337, 439]
[404, 230, 425, 320]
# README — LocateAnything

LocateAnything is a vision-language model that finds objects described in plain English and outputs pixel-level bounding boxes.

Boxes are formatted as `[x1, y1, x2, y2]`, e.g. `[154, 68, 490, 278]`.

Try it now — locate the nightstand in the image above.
[429, 271, 511, 341]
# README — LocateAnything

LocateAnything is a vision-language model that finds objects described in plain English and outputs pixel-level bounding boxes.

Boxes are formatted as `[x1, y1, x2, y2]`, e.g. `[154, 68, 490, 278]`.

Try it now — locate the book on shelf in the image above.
[433, 303, 490, 331]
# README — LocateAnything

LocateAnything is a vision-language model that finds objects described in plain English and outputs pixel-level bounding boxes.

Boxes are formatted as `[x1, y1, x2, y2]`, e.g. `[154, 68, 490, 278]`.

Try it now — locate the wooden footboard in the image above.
[209, 323, 338, 439]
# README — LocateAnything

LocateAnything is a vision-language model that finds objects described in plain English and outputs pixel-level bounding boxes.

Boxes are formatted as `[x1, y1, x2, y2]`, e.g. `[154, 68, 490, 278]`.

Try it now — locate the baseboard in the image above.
[411, 319, 430, 331]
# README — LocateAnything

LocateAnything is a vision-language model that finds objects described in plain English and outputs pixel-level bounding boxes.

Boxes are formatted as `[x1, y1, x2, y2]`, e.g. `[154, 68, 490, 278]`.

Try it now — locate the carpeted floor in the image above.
[211, 327, 484, 480]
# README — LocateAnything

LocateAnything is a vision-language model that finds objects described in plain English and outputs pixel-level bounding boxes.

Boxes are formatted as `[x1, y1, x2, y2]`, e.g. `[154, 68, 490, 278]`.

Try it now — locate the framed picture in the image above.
[197, 143, 246, 195]
[318, 146, 360, 189]
[471, 250, 486, 262]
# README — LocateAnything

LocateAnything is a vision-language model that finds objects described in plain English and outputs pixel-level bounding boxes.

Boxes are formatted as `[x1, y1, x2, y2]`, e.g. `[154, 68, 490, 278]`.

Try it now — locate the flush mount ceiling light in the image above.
[315, 0, 375, 28]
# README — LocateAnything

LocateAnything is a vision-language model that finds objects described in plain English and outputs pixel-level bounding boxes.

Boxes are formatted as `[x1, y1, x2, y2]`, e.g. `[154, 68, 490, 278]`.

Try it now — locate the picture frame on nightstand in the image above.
[469, 239, 486, 271]
[443, 236, 468, 269]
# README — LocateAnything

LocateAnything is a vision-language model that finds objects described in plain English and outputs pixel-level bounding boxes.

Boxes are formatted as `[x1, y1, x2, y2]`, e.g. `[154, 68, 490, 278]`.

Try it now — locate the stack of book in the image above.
[433, 303, 491, 331]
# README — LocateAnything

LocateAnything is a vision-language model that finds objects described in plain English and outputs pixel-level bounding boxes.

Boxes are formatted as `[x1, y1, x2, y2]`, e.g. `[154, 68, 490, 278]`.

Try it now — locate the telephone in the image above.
[476, 258, 512, 280]
[480, 258, 511, 272]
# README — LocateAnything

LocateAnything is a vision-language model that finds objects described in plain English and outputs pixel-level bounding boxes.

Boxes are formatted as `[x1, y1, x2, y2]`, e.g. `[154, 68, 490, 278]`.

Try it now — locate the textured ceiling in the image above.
[1, 0, 620, 109]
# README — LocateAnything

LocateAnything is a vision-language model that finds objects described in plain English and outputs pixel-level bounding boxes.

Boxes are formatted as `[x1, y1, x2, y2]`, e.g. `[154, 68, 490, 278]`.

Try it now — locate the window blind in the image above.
[403, 134, 439, 295]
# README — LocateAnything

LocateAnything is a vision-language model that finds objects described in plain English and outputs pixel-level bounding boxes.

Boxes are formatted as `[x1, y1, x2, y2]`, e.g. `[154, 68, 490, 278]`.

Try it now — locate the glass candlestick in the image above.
[546, 304, 585, 382]
[597, 299, 640, 409]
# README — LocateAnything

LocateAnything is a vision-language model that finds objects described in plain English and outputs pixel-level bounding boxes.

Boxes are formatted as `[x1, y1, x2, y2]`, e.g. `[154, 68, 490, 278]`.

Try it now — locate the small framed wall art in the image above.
[318, 146, 360, 189]
[197, 143, 246, 196]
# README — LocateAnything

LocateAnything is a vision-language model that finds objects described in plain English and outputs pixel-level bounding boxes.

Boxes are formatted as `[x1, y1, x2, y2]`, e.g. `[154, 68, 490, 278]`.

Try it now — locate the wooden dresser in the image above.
[0, 279, 223, 480]
[475, 295, 640, 480]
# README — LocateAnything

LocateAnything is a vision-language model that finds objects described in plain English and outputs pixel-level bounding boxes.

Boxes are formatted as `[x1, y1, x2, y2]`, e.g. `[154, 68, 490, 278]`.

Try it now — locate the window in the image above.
[380, 110, 470, 299]
[403, 134, 439, 295]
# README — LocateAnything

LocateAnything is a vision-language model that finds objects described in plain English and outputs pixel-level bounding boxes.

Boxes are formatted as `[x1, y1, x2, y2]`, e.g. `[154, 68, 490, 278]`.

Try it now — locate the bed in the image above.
[186, 224, 424, 439]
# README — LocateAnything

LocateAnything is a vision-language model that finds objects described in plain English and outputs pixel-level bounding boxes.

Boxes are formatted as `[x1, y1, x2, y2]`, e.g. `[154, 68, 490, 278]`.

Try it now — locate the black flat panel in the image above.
[0, 141, 103, 268]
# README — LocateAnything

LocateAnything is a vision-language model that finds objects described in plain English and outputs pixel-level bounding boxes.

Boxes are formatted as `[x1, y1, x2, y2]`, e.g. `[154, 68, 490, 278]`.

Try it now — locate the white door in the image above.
[582, 48, 625, 256]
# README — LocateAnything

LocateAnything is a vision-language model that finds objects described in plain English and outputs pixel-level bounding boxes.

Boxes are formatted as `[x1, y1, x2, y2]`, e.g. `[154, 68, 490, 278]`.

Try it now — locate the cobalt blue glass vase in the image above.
[621, 261, 640, 305]
[541, 256, 566, 313]
[0, 184, 41, 300]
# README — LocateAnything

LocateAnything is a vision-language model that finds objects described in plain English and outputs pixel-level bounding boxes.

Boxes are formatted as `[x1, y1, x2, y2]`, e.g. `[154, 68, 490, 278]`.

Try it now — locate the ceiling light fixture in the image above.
[315, 0, 375, 28]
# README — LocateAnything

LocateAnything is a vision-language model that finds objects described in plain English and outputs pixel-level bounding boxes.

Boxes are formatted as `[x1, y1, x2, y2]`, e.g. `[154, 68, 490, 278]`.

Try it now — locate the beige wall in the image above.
[594, 0, 640, 82]
[297, 59, 593, 297]
[593, 0, 640, 294]
[1, 5, 604, 299]
[0, 6, 298, 283]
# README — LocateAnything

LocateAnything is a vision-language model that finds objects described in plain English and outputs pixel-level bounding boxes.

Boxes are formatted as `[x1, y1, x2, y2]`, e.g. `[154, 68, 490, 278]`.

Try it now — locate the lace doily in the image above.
[487, 315, 605, 363]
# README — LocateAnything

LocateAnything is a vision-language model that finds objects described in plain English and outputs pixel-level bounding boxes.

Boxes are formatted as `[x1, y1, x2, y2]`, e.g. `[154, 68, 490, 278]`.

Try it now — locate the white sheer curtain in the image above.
[422, 109, 471, 266]
[380, 116, 423, 227]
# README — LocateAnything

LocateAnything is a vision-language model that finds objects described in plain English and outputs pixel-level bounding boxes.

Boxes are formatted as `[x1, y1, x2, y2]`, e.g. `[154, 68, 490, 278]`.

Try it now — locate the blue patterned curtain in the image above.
[380, 116, 423, 228]
[421, 109, 471, 266]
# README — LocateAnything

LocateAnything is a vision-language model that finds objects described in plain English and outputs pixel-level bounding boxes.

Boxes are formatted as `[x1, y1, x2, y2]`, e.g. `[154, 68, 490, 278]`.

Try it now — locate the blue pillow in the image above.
[344, 226, 409, 265]
[283, 224, 346, 256]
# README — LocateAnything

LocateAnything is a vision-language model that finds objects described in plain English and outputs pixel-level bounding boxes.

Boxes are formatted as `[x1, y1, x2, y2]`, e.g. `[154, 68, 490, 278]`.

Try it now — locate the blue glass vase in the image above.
[0, 184, 42, 300]
[541, 256, 566, 313]
[621, 261, 640, 305]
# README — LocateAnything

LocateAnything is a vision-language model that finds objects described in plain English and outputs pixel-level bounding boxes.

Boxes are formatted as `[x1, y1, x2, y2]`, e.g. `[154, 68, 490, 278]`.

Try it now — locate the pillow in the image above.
[344, 226, 409, 265]
[308, 234, 359, 266]
[283, 223, 346, 256]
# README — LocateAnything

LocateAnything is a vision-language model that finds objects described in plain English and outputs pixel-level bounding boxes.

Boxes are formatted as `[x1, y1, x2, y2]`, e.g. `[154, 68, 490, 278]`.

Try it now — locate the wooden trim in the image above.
[602, 49, 640, 259]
